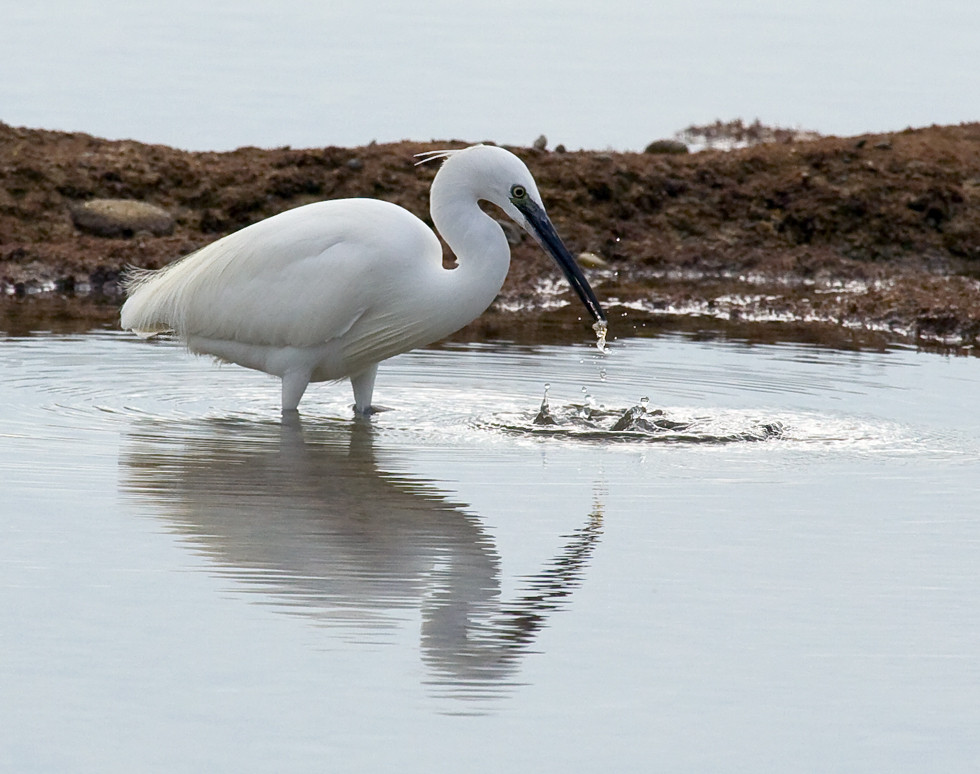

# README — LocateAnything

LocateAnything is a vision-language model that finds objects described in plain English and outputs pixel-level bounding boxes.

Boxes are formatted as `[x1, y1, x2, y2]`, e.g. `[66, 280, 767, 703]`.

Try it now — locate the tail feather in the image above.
[119, 262, 186, 337]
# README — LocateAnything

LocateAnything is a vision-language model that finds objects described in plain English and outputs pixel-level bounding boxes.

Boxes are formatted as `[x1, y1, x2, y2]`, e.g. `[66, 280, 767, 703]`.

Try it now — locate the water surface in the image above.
[2, 330, 979, 771]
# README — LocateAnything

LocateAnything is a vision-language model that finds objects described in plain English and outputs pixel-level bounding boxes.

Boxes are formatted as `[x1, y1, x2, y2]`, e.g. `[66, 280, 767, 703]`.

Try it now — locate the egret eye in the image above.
[510, 185, 527, 201]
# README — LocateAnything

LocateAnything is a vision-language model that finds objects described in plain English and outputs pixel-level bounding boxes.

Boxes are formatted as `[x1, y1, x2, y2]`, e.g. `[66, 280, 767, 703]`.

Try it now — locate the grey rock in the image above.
[644, 139, 689, 155]
[533, 134, 548, 151]
[71, 199, 174, 238]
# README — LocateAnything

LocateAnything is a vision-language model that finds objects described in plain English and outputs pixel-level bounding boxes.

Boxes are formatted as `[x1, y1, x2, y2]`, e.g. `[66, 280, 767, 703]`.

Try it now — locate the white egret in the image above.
[121, 144, 606, 414]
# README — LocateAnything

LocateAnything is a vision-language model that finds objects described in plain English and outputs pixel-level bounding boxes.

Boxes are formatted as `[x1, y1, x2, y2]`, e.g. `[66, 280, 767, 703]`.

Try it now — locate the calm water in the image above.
[2, 0, 979, 150]
[2, 328, 979, 771]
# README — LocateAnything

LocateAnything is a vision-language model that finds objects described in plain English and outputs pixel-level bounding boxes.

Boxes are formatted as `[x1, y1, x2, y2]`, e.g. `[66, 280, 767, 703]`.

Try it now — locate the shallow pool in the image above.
[2, 329, 979, 771]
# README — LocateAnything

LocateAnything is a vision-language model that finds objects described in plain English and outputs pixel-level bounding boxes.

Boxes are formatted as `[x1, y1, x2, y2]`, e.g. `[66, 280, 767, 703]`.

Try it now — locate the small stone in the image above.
[577, 251, 608, 269]
[346, 158, 364, 171]
[71, 199, 174, 238]
[644, 139, 689, 155]
[533, 134, 548, 151]
[555, 144, 567, 154]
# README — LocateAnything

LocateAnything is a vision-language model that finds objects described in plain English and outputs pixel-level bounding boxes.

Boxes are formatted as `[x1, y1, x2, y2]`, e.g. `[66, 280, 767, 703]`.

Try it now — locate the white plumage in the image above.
[121, 144, 605, 414]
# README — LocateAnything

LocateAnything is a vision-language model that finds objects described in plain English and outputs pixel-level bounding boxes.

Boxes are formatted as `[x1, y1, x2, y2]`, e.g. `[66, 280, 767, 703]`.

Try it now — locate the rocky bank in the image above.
[2, 120, 979, 348]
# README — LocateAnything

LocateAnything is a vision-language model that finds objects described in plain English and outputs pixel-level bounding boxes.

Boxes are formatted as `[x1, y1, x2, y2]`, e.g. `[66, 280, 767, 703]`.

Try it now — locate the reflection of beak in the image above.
[516, 199, 607, 324]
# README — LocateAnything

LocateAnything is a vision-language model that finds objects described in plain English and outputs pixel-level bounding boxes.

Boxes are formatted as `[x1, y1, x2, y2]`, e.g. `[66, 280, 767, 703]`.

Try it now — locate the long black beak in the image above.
[517, 199, 606, 324]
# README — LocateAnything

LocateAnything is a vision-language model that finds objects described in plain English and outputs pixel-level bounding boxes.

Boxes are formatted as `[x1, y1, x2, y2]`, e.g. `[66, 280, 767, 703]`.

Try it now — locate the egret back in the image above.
[121, 199, 443, 353]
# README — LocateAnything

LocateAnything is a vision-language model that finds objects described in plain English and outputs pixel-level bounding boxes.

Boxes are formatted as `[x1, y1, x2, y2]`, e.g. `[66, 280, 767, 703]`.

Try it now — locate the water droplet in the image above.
[534, 383, 556, 425]
[592, 320, 608, 355]
[599, 368, 607, 382]
[640, 396, 650, 413]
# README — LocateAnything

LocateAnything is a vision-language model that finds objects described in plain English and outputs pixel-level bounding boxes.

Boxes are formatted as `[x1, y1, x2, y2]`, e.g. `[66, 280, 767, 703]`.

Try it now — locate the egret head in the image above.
[426, 145, 606, 325]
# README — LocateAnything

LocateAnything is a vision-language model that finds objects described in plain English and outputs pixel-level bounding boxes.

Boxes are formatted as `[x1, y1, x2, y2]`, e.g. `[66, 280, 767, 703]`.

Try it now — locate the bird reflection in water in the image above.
[120, 417, 603, 701]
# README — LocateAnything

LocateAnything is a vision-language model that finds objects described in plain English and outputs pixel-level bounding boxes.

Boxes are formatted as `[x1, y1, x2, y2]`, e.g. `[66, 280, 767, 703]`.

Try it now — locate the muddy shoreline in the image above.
[2, 121, 979, 350]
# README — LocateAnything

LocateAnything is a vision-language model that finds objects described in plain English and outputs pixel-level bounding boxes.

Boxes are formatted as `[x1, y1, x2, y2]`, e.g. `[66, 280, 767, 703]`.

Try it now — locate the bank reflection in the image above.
[120, 418, 602, 699]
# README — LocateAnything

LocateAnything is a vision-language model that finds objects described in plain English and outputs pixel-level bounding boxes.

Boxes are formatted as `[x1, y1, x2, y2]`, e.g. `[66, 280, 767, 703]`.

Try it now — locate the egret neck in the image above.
[428, 179, 512, 335]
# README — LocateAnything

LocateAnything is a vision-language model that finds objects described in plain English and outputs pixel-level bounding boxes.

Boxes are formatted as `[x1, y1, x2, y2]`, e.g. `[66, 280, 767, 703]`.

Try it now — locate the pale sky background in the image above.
[1, 0, 977, 150]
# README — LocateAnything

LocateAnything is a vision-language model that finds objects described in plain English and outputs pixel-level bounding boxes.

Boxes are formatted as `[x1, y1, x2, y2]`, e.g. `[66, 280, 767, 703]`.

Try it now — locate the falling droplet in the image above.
[592, 320, 608, 354]
[640, 396, 650, 413]
[599, 368, 607, 382]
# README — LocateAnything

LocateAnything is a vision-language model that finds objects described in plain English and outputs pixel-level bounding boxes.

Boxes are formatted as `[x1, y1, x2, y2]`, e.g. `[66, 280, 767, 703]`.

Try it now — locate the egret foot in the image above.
[352, 404, 390, 417]
[350, 364, 379, 415]
[280, 408, 303, 429]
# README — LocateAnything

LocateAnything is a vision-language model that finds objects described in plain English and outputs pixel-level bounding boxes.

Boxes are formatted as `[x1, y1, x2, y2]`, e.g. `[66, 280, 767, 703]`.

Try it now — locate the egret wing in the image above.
[122, 199, 440, 349]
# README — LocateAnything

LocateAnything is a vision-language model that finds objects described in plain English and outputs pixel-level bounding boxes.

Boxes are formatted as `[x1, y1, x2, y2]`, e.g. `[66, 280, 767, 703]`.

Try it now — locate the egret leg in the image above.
[350, 364, 378, 415]
[281, 369, 312, 413]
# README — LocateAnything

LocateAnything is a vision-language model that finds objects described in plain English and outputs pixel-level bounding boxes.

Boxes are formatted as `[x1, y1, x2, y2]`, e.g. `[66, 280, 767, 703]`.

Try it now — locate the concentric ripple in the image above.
[1, 330, 975, 462]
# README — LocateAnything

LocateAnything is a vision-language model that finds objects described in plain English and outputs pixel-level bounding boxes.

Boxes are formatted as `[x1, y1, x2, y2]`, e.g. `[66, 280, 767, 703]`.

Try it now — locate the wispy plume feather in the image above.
[413, 148, 465, 167]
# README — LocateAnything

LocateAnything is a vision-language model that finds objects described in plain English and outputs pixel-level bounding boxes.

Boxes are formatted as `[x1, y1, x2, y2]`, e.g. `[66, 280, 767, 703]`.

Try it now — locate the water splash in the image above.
[533, 383, 557, 425]
[578, 387, 598, 420]
[506, 390, 784, 444]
